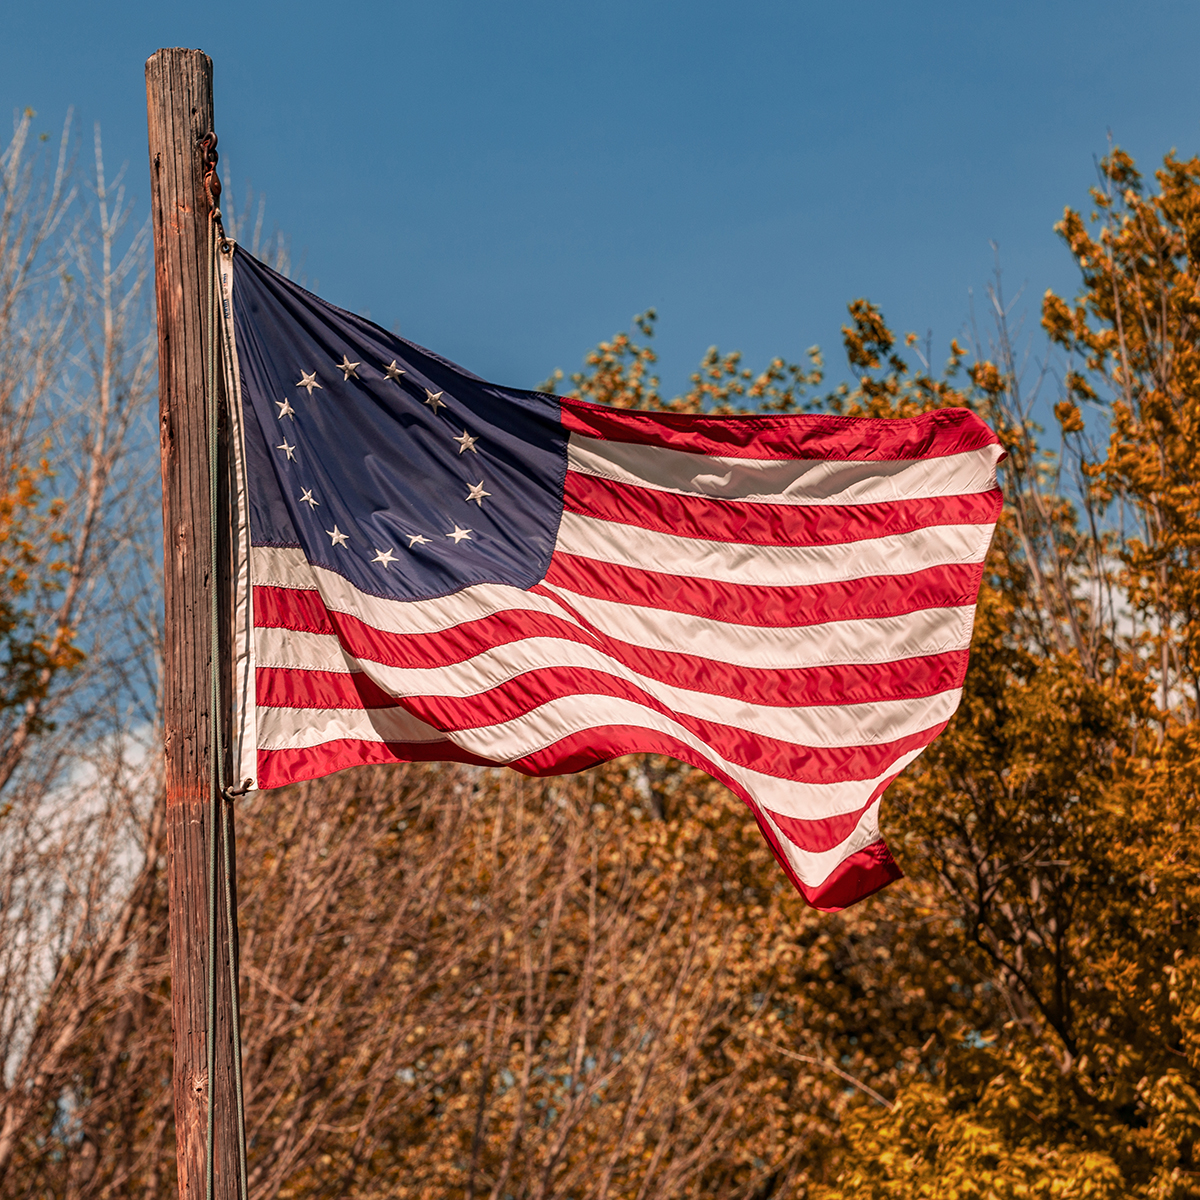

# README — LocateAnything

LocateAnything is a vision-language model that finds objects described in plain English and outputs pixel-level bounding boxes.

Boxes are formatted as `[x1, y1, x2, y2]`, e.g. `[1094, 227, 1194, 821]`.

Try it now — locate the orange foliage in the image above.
[0, 456, 81, 724]
[16, 145, 1200, 1200]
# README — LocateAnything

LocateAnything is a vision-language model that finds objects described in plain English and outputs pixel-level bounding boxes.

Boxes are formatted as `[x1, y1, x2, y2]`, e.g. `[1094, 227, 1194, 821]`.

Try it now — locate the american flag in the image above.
[220, 247, 1003, 911]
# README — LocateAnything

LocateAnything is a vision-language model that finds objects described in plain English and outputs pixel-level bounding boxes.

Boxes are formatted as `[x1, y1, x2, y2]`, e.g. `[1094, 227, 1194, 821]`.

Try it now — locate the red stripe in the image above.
[258, 661, 948, 783]
[257, 738, 492, 791]
[257, 667, 397, 709]
[560, 398, 1001, 461]
[509, 726, 905, 907]
[792, 841, 903, 912]
[254, 586, 971, 706]
[257, 726, 905, 908]
[565, 470, 1003, 547]
[542, 555, 984, 627]
[760, 770, 900, 855]
[256, 585, 337, 634]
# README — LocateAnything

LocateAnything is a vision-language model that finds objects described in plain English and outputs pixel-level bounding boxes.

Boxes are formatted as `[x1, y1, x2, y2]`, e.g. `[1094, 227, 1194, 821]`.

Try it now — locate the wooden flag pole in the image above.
[145, 48, 242, 1199]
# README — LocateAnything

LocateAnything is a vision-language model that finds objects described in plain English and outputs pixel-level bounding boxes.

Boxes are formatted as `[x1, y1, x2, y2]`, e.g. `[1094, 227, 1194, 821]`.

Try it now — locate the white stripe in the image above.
[258, 692, 910, 885]
[258, 695, 923, 821]
[567, 432, 1003, 505]
[557, 510, 993, 586]
[541, 585, 976, 668]
[258, 702, 446, 749]
[256, 626, 963, 747]
[253, 545, 977, 667]
[755, 748, 925, 820]
[253, 544, 586, 635]
[258, 627, 356, 673]
[759, 801, 885, 889]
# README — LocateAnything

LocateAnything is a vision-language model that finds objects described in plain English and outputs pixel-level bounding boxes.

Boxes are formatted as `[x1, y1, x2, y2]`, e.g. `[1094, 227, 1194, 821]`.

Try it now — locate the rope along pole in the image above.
[214, 238, 253, 1200]
[204, 201, 220, 1200]
[201, 132, 250, 1200]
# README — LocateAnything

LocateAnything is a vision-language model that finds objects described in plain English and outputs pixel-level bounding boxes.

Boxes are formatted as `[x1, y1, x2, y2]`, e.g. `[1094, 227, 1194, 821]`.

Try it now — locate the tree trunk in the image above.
[145, 47, 242, 1200]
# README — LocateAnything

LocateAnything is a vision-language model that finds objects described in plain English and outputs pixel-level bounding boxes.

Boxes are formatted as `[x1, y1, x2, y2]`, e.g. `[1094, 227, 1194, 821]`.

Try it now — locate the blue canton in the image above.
[231, 250, 568, 602]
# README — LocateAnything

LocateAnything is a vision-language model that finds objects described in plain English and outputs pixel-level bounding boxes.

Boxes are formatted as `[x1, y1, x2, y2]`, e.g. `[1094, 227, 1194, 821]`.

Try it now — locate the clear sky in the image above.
[5, 0, 1200, 399]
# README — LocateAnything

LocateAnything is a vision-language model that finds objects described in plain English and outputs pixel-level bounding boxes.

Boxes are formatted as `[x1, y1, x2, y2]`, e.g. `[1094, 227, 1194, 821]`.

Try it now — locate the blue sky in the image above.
[6, 0, 1200, 399]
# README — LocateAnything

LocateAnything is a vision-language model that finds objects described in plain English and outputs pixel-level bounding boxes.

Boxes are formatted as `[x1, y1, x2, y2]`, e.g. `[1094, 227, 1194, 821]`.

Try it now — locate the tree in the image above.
[11, 123, 1200, 1199]
[0, 109, 80, 754]
[816, 147, 1200, 1199]
[0, 108, 163, 1189]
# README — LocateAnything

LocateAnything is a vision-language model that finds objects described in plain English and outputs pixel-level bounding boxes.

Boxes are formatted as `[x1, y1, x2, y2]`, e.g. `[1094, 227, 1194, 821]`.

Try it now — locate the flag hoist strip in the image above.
[218, 245, 1004, 911]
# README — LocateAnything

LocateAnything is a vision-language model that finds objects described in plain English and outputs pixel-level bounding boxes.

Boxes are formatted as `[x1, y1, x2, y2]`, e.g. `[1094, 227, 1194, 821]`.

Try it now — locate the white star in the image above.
[327, 525, 349, 547]
[406, 533, 430, 547]
[424, 388, 446, 413]
[465, 480, 491, 506]
[383, 360, 406, 383]
[371, 547, 397, 568]
[275, 397, 296, 419]
[296, 370, 322, 396]
[276, 439, 296, 461]
[453, 429, 479, 455]
[338, 354, 360, 381]
[446, 525, 472, 544]
[299, 488, 319, 509]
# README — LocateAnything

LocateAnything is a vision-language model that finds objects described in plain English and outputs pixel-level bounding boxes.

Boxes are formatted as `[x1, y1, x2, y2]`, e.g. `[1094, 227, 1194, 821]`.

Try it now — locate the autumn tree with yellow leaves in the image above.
[10, 134, 1200, 1199]
[817, 147, 1200, 1198]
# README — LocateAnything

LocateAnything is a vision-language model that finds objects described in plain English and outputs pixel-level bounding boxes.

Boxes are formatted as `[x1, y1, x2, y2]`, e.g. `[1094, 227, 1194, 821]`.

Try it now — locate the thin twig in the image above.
[746, 1034, 895, 1111]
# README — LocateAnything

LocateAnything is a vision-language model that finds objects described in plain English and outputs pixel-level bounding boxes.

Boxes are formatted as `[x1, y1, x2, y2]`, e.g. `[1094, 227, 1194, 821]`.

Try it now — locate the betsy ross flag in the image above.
[218, 246, 1003, 911]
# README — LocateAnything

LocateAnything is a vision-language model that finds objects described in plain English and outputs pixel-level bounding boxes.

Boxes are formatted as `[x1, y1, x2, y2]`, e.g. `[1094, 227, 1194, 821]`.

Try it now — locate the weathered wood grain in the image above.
[145, 47, 242, 1200]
